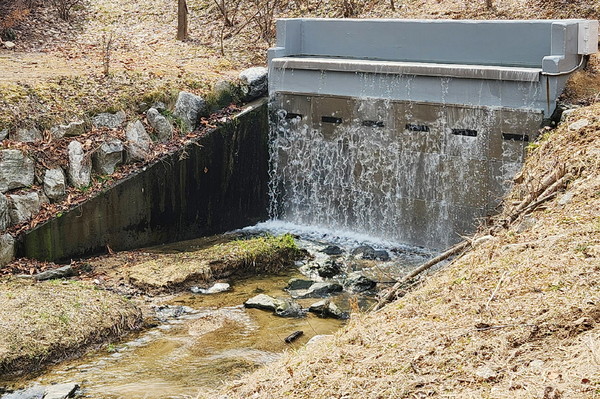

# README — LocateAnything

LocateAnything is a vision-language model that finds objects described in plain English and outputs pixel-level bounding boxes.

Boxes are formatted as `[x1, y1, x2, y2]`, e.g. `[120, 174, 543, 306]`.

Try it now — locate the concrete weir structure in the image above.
[267, 19, 598, 249]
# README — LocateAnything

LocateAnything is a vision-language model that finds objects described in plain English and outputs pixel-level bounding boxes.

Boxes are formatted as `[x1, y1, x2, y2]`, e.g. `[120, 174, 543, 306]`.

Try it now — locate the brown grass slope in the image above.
[0, 279, 143, 378]
[218, 105, 600, 398]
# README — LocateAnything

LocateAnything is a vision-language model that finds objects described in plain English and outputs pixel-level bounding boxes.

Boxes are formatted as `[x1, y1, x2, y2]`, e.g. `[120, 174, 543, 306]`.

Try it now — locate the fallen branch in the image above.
[373, 240, 471, 311]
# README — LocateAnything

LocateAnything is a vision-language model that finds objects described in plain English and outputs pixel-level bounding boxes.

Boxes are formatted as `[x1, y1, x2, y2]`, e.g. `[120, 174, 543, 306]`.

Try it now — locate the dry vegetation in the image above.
[216, 103, 600, 398]
[0, 278, 143, 378]
[94, 234, 303, 294]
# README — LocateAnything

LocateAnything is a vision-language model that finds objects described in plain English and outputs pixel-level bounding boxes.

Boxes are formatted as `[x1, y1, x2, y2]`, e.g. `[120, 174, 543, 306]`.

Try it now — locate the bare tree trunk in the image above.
[177, 0, 189, 41]
[390, 0, 395, 11]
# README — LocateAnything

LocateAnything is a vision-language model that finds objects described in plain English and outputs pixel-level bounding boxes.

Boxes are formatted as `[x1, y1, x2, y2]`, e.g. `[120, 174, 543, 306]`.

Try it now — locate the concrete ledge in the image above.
[272, 57, 542, 82]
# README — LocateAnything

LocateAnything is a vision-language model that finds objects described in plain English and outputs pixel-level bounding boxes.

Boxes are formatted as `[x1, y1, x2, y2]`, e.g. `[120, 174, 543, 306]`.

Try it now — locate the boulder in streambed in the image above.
[362, 248, 390, 261]
[285, 278, 314, 291]
[320, 245, 343, 255]
[0, 385, 45, 399]
[191, 282, 230, 294]
[289, 282, 343, 299]
[42, 383, 79, 399]
[244, 294, 305, 318]
[244, 294, 281, 311]
[301, 259, 342, 279]
[308, 299, 348, 319]
[343, 271, 377, 293]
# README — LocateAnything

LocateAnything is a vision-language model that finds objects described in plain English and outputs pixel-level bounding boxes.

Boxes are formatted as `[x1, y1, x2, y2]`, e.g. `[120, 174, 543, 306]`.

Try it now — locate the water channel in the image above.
[2, 226, 431, 398]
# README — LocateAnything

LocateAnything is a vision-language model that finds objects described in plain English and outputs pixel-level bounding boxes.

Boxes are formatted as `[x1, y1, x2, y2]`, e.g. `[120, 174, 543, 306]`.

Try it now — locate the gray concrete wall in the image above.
[17, 100, 270, 262]
[269, 93, 542, 249]
[269, 19, 595, 117]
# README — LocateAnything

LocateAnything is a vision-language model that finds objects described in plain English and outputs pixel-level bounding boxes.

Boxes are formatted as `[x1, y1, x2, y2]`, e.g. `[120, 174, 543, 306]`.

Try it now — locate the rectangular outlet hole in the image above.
[321, 116, 343, 124]
[284, 112, 303, 120]
[452, 128, 478, 137]
[362, 120, 385, 128]
[405, 123, 430, 132]
[502, 133, 529, 142]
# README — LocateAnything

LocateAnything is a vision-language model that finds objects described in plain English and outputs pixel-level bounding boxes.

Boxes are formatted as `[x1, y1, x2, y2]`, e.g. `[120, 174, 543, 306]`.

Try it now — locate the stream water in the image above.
[2, 229, 431, 398]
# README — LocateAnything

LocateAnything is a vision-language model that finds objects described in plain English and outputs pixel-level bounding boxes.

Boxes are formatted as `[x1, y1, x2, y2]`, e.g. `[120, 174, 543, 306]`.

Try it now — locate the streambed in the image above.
[1, 228, 432, 398]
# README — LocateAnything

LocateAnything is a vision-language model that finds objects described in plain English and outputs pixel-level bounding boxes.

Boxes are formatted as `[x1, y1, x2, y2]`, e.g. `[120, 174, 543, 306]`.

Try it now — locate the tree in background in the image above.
[177, 0, 189, 41]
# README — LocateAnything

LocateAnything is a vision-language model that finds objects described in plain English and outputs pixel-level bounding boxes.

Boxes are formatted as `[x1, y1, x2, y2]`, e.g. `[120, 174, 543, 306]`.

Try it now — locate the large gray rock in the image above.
[239, 66, 268, 101]
[43, 383, 79, 399]
[0, 129, 8, 140]
[125, 121, 152, 161]
[93, 139, 123, 174]
[0, 233, 15, 266]
[43, 168, 66, 201]
[0, 193, 10, 230]
[146, 108, 173, 142]
[0, 149, 35, 193]
[8, 191, 44, 225]
[343, 271, 377, 293]
[244, 294, 304, 318]
[0, 384, 45, 399]
[290, 282, 343, 299]
[285, 278, 314, 291]
[93, 110, 126, 129]
[173, 91, 205, 133]
[35, 265, 75, 281]
[308, 299, 348, 319]
[50, 120, 86, 139]
[11, 127, 42, 142]
[274, 299, 305, 318]
[67, 141, 91, 188]
[244, 294, 282, 311]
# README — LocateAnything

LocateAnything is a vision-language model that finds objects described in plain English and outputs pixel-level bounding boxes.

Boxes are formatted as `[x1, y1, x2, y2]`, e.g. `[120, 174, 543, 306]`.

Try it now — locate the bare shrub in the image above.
[212, 0, 243, 27]
[340, 0, 360, 17]
[49, 0, 84, 21]
[249, 0, 281, 43]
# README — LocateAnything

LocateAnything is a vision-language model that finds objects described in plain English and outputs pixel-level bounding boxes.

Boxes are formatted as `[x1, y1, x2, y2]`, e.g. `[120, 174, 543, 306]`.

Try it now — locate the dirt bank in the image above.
[0, 278, 143, 379]
[217, 104, 600, 398]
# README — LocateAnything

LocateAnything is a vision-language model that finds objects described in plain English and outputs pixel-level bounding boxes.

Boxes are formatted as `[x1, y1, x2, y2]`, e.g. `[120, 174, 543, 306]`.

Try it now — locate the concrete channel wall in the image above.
[17, 100, 269, 262]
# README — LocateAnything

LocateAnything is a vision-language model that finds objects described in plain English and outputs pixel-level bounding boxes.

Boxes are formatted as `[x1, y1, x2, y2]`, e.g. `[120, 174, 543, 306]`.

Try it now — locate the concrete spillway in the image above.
[267, 19, 598, 249]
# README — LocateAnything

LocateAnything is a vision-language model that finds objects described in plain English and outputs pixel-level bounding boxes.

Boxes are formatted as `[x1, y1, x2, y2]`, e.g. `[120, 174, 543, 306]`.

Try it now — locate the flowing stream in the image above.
[2, 232, 430, 398]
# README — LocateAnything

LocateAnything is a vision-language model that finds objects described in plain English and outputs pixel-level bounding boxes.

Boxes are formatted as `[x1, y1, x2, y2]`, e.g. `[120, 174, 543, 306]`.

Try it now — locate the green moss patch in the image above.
[0, 278, 143, 378]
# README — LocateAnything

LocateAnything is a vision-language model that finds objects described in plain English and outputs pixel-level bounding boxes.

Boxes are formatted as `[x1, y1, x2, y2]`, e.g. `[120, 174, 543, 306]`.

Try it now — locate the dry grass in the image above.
[0, 278, 143, 378]
[95, 234, 303, 294]
[216, 104, 600, 398]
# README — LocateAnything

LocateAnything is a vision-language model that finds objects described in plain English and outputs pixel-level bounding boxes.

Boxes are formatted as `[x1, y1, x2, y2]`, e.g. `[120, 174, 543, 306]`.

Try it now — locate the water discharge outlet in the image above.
[267, 18, 598, 249]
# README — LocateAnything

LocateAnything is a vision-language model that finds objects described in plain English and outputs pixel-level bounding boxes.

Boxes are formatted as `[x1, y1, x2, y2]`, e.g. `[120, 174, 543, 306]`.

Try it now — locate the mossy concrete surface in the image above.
[16, 99, 269, 262]
[0, 278, 143, 379]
